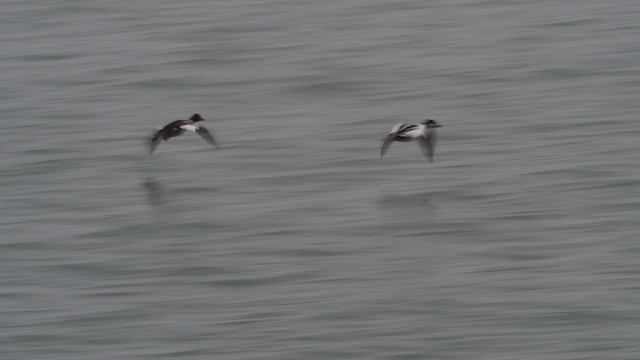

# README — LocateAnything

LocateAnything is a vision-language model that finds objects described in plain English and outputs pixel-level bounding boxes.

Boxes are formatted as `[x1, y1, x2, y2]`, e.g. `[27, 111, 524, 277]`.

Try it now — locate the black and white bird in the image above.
[380, 119, 442, 162]
[149, 114, 217, 154]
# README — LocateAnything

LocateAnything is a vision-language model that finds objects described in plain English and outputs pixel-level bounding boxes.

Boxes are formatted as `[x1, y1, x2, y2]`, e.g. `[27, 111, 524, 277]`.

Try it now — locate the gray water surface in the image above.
[2, 0, 640, 359]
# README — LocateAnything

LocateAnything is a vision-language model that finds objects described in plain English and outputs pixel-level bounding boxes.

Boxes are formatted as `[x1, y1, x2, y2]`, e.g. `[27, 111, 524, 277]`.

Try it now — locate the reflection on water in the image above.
[142, 177, 166, 206]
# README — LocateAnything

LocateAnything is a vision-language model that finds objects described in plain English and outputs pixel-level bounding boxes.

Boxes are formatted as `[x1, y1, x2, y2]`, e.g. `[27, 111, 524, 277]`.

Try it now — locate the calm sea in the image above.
[2, 0, 640, 359]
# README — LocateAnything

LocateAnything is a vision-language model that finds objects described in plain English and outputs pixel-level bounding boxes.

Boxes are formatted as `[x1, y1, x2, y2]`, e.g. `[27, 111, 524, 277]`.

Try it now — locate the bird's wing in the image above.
[416, 128, 437, 162]
[195, 125, 217, 147]
[381, 123, 412, 158]
[380, 135, 394, 158]
[179, 123, 217, 147]
[149, 128, 166, 154]
[390, 122, 414, 135]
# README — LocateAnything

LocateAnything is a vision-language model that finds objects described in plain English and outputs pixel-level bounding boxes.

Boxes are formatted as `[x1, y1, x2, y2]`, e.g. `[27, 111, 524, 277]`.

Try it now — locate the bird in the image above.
[380, 119, 442, 162]
[149, 114, 217, 154]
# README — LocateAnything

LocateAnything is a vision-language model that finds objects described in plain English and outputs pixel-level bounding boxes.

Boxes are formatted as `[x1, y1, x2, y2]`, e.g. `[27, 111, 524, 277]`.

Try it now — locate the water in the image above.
[2, 0, 640, 359]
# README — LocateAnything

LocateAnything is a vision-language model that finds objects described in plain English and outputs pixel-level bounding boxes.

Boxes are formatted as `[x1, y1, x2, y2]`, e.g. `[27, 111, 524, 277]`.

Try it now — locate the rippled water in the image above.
[2, 0, 640, 359]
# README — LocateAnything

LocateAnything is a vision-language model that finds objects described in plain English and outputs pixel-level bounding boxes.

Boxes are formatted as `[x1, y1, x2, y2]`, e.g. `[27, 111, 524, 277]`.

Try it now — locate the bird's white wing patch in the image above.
[179, 124, 198, 132]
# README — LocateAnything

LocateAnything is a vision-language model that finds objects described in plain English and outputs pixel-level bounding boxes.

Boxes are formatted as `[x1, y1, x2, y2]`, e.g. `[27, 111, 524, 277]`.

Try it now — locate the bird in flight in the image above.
[380, 119, 441, 162]
[149, 114, 217, 154]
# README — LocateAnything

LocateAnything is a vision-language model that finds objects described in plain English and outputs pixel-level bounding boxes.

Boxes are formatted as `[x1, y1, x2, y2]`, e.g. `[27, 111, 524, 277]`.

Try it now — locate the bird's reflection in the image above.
[142, 177, 166, 206]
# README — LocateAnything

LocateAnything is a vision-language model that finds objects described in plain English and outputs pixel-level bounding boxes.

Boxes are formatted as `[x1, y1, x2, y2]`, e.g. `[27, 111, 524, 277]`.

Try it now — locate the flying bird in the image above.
[380, 119, 442, 162]
[149, 114, 217, 154]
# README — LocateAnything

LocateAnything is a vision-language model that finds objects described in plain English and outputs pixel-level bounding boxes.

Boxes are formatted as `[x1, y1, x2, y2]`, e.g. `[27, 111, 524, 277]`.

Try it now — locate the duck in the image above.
[149, 114, 217, 154]
[380, 119, 441, 162]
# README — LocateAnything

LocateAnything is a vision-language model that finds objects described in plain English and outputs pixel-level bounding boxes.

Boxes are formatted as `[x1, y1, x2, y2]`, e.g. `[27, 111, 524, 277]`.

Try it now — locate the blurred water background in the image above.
[2, 0, 640, 359]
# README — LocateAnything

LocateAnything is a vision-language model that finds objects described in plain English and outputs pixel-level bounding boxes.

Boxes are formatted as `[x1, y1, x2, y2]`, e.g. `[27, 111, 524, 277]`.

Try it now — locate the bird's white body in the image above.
[180, 124, 199, 132]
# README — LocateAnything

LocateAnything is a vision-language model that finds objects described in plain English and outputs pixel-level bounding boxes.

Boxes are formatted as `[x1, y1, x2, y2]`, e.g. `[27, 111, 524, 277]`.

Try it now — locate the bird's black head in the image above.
[190, 114, 205, 122]
[422, 119, 442, 128]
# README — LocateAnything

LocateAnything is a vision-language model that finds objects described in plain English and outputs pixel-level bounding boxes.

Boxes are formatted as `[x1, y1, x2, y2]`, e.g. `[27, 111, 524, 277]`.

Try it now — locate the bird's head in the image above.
[422, 119, 442, 128]
[190, 114, 205, 122]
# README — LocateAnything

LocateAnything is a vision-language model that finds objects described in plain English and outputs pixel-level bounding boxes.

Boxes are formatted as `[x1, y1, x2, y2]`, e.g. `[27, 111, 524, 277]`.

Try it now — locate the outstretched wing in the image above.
[417, 128, 437, 162]
[195, 125, 217, 147]
[149, 128, 166, 154]
[179, 123, 217, 147]
[380, 135, 394, 158]
[380, 123, 409, 158]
